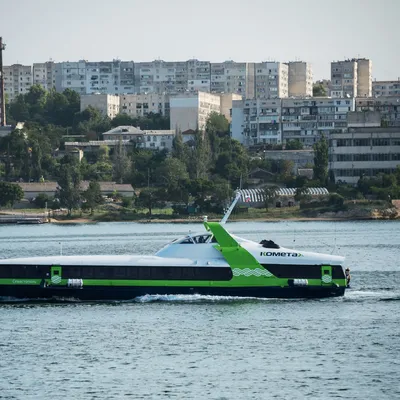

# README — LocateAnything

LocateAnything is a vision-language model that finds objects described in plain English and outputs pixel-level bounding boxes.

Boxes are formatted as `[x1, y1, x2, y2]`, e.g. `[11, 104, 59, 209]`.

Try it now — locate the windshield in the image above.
[174, 233, 215, 244]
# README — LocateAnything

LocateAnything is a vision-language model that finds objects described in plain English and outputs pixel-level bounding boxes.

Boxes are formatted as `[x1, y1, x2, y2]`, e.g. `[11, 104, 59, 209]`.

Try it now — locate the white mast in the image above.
[220, 191, 241, 224]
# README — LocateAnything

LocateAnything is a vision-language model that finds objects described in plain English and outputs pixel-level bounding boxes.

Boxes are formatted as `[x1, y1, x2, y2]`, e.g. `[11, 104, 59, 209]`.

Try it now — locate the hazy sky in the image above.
[1, 0, 399, 81]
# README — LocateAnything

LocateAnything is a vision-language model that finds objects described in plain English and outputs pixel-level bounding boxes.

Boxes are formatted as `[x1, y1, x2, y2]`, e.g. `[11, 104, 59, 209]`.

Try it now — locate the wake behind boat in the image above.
[0, 193, 347, 300]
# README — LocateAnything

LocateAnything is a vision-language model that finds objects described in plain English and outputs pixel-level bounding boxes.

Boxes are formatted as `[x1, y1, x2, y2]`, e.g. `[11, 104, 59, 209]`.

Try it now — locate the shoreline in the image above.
[48, 215, 398, 224]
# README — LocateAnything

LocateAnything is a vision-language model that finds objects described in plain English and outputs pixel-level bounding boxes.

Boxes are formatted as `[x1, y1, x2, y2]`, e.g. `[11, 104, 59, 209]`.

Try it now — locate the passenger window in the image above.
[114, 267, 126, 278]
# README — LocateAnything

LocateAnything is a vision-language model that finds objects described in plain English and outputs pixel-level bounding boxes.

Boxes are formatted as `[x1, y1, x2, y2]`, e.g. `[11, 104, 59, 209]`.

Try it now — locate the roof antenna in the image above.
[59, 242, 63, 256]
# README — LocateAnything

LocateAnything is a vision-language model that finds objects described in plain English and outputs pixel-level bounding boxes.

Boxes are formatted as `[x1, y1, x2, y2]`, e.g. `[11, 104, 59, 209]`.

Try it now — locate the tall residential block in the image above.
[330, 58, 372, 98]
[330, 59, 358, 97]
[33, 61, 56, 91]
[3, 64, 33, 102]
[357, 59, 372, 97]
[55, 61, 87, 95]
[254, 62, 288, 99]
[287, 61, 313, 97]
[211, 61, 247, 97]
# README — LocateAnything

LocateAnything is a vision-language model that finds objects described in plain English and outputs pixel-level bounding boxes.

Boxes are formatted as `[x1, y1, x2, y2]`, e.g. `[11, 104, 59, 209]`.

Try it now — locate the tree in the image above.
[278, 160, 294, 180]
[205, 112, 230, 163]
[82, 181, 104, 214]
[188, 131, 211, 180]
[112, 139, 131, 183]
[171, 131, 189, 165]
[56, 158, 82, 216]
[0, 182, 24, 208]
[313, 83, 327, 97]
[313, 136, 329, 185]
[136, 187, 166, 217]
[263, 186, 279, 211]
[156, 158, 189, 196]
[34, 193, 50, 208]
[285, 139, 303, 150]
[294, 186, 311, 203]
[111, 113, 134, 127]
[205, 112, 230, 136]
[98, 145, 110, 162]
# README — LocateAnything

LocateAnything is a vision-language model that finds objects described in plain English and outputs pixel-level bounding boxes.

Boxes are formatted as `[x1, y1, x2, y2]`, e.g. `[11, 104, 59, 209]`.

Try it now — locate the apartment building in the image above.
[356, 97, 400, 127]
[3, 64, 33, 102]
[357, 59, 372, 97]
[330, 59, 358, 97]
[287, 61, 313, 97]
[372, 80, 400, 97]
[254, 62, 288, 99]
[231, 98, 282, 146]
[53, 60, 135, 95]
[330, 58, 372, 98]
[231, 97, 355, 147]
[329, 112, 400, 184]
[84, 60, 135, 95]
[135, 60, 184, 94]
[282, 97, 354, 145]
[186, 59, 211, 93]
[4, 58, 312, 103]
[134, 59, 211, 94]
[33, 61, 56, 91]
[54, 61, 87, 95]
[120, 93, 170, 117]
[80, 94, 120, 119]
[170, 92, 221, 131]
[211, 61, 247, 97]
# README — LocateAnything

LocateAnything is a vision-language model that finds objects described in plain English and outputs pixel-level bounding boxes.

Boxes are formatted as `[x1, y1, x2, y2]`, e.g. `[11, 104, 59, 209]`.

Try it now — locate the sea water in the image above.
[0, 221, 399, 399]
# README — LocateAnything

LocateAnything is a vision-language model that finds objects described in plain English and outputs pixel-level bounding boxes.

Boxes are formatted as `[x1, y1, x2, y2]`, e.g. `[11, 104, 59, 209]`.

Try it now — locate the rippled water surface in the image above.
[0, 220, 399, 399]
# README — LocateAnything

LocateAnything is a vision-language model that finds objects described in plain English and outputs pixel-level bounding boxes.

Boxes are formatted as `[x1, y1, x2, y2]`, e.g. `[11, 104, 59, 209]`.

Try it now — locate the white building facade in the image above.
[231, 97, 355, 147]
[170, 92, 221, 131]
[330, 58, 372, 98]
[80, 94, 120, 119]
[282, 97, 354, 145]
[287, 61, 313, 97]
[254, 62, 289, 99]
[231, 98, 282, 146]
[3, 64, 33, 102]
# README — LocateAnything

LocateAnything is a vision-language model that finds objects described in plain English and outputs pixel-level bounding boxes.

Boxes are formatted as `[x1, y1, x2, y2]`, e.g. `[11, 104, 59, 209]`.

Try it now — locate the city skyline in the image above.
[1, 0, 399, 81]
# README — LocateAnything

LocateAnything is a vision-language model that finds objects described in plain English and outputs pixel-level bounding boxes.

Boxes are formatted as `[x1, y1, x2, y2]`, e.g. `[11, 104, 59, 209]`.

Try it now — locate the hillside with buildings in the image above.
[0, 51, 399, 220]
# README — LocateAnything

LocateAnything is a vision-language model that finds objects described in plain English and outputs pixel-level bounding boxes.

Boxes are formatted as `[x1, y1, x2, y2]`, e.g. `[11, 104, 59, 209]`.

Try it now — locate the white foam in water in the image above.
[345, 290, 400, 301]
[134, 294, 283, 303]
